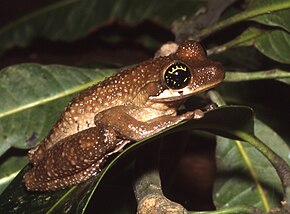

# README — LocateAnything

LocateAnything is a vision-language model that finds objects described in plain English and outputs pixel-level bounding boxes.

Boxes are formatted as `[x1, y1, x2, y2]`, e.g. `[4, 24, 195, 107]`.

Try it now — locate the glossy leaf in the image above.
[192, 0, 290, 40]
[0, 156, 28, 195]
[0, 106, 255, 213]
[249, 0, 290, 32]
[228, 27, 290, 64]
[0, 64, 116, 156]
[0, 0, 204, 54]
[254, 30, 290, 64]
[196, 1, 290, 64]
[234, 1, 290, 64]
[209, 26, 290, 64]
[0, 165, 98, 214]
[214, 119, 290, 211]
[208, 27, 265, 54]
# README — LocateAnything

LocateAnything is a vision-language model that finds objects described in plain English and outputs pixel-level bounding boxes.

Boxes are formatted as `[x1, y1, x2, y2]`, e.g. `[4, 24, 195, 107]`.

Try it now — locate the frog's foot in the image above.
[137, 194, 186, 214]
[202, 103, 218, 112]
[182, 102, 219, 120]
[182, 109, 204, 120]
[24, 126, 118, 191]
[24, 161, 103, 191]
[105, 139, 131, 157]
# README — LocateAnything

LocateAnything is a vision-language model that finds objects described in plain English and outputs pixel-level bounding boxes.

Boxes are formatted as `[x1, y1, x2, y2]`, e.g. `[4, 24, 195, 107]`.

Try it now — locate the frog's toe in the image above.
[182, 109, 204, 120]
[192, 109, 204, 119]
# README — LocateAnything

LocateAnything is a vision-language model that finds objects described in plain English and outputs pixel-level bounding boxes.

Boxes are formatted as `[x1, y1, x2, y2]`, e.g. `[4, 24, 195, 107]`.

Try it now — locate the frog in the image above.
[24, 40, 224, 191]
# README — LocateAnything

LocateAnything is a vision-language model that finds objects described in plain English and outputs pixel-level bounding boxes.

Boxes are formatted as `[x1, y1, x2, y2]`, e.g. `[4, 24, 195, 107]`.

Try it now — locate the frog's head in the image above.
[149, 40, 224, 102]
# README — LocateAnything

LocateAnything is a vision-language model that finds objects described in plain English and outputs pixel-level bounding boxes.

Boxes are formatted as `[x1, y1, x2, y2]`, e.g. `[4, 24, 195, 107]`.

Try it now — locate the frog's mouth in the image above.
[149, 82, 219, 102]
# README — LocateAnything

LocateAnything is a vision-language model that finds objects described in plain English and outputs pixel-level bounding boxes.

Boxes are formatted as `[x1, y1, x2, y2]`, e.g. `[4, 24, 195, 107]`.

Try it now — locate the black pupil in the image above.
[164, 62, 191, 89]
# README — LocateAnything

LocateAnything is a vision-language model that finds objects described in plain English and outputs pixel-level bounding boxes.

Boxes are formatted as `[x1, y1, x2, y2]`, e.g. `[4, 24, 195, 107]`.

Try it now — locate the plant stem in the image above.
[189, 206, 253, 214]
[207, 28, 265, 55]
[208, 90, 226, 106]
[133, 144, 187, 213]
[225, 70, 290, 82]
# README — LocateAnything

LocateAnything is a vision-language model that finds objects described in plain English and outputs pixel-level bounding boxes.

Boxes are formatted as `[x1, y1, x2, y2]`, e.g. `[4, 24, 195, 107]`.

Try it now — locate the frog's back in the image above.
[43, 70, 136, 149]
[28, 56, 172, 165]
[33, 59, 157, 153]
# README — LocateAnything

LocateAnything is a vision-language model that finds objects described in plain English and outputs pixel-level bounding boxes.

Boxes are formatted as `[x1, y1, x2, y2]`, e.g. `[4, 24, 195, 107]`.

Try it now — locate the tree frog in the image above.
[24, 40, 224, 191]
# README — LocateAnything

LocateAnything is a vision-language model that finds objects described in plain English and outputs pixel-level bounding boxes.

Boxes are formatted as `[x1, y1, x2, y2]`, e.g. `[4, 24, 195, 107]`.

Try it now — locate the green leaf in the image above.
[250, 0, 290, 32]
[254, 30, 290, 64]
[193, 0, 290, 39]
[214, 119, 290, 211]
[0, 156, 28, 195]
[0, 165, 99, 214]
[209, 27, 290, 64]
[0, 64, 116, 156]
[0, 0, 204, 54]
[203, 1, 290, 64]
[0, 106, 255, 213]
[3, 105, 287, 212]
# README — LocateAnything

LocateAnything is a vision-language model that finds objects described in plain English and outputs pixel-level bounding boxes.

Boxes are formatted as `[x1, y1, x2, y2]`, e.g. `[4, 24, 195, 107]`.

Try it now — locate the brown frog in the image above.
[24, 41, 224, 191]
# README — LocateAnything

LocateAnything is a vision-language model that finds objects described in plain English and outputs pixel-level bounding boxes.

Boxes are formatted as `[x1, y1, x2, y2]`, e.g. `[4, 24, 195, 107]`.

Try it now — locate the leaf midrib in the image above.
[0, 79, 99, 119]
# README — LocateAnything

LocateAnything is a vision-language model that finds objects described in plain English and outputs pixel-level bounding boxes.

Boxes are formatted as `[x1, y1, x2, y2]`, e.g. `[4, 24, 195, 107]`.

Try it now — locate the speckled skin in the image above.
[24, 41, 224, 191]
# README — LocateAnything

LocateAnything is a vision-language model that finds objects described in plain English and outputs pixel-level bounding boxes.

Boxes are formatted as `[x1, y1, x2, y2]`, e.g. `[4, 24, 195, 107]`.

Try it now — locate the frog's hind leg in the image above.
[24, 126, 119, 191]
[106, 139, 131, 156]
[24, 160, 104, 191]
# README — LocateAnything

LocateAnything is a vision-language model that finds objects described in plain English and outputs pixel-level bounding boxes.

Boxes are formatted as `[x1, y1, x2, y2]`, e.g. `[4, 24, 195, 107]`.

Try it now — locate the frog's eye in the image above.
[164, 62, 191, 89]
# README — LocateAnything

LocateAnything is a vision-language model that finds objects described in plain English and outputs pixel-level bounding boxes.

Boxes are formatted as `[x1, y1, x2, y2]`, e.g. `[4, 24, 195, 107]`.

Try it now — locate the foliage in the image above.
[0, 0, 290, 213]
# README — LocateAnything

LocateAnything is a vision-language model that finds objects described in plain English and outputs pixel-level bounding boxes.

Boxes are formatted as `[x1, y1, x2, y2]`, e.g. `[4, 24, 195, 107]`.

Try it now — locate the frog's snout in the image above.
[192, 61, 224, 88]
[209, 61, 225, 83]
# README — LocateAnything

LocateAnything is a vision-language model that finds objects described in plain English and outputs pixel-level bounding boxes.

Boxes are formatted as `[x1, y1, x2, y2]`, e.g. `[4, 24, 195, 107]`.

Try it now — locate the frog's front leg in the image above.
[24, 125, 123, 191]
[94, 106, 204, 141]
